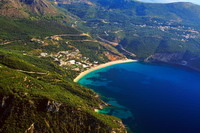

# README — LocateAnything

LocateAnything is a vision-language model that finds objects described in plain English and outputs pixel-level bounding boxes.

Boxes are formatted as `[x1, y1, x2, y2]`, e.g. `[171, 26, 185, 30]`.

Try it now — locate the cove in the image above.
[77, 62, 200, 133]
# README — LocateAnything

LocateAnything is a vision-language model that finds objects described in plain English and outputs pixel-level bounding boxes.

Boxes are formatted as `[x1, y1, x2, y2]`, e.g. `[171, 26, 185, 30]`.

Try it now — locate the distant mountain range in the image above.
[137, 0, 200, 5]
[56, 0, 200, 70]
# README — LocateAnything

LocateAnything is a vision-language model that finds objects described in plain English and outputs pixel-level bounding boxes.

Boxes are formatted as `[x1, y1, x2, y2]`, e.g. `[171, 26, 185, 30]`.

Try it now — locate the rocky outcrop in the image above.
[0, 96, 9, 108]
[22, 0, 58, 15]
[24, 123, 34, 133]
[0, 0, 58, 18]
[47, 100, 62, 112]
[145, 52, 200, 72]
[145, 52, 183, 63]
[0, 94, 126, 133]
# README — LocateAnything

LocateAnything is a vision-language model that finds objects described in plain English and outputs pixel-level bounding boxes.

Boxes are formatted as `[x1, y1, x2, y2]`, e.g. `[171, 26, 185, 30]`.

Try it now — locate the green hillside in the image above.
[0, 49, 125, 133]
[1, 0, 200, 132]
[58, 0, 200, 70]
[0, 3, 126, 132]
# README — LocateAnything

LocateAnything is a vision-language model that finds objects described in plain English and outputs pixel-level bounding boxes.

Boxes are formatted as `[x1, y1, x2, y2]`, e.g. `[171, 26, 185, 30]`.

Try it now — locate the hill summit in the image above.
[0, 0, 58, 18]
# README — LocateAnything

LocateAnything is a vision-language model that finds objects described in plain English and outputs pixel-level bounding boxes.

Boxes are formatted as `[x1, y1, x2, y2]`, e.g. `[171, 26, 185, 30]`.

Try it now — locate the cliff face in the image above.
[0, 0, 58, 18]
[0, 94, 125, 133]
[145, 53, 183, 63]
[21, 0, 58, 15]
[145, 52, 200, 71]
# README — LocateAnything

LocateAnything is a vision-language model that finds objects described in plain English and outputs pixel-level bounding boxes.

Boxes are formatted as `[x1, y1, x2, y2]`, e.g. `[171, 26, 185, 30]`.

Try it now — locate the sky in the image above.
[137, 0, 200, 5]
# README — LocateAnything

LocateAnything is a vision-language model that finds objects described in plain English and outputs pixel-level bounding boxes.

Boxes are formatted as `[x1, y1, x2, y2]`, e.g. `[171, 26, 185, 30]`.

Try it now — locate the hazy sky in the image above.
[137, 0, 200, 5]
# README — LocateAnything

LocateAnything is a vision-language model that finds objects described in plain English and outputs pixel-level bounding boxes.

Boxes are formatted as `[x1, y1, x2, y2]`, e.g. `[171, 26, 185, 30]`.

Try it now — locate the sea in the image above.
[78, 62, 200, 133]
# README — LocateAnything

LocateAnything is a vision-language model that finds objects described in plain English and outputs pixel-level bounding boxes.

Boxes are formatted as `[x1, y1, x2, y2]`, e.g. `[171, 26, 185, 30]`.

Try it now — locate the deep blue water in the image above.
[78, 62, 200, 133]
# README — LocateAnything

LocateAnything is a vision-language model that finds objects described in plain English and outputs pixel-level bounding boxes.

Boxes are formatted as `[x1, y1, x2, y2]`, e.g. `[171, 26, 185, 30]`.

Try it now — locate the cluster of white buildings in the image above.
[40, 49, 99, 72]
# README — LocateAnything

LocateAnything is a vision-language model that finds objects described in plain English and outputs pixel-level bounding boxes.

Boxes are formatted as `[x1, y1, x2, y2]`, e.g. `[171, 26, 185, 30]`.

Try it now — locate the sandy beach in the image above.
[74, 59, 137, 82]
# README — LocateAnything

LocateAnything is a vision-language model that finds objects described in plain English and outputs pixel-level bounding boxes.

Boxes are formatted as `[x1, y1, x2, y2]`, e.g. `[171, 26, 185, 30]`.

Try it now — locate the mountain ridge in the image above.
[0, 0, 58, 18]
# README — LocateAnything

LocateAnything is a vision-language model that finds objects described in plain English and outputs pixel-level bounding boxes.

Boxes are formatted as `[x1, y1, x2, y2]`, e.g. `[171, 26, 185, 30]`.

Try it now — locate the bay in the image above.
[78, 62, 200, 133]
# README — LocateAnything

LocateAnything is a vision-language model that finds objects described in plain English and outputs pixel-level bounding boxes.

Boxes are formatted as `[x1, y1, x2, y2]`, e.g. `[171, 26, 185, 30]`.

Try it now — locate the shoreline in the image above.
[74, 59, 137, 82]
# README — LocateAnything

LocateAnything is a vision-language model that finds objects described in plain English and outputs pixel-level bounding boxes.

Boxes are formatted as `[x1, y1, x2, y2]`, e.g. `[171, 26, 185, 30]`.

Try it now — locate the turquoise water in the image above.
[78, 62, 200, 133]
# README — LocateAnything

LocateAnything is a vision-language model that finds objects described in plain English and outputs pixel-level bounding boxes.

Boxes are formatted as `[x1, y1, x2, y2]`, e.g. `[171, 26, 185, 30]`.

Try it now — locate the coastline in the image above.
[74, 59, 137, 82]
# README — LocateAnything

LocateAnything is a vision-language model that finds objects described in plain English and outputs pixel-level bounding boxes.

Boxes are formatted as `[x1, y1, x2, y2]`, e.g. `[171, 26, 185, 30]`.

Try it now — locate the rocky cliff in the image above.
[0, 94, 125, 133]
[145, 52, 200, 71]
[0, 0, 57, 18]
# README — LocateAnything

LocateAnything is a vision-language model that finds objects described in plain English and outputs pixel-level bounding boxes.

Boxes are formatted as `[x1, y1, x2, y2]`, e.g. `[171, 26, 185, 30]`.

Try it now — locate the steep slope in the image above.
[0, 16, 79, 40]
[0, 14, 126, 132]
[0, 49, 126, 133]
[0, 0, 58, 18]
[0, 1, 127, 132]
